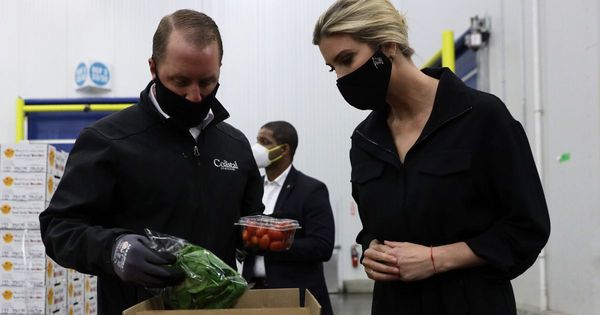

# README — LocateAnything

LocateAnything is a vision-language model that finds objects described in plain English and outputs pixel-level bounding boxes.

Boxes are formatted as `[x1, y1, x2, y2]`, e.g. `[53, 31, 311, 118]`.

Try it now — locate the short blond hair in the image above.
[313, 0, 414, 57]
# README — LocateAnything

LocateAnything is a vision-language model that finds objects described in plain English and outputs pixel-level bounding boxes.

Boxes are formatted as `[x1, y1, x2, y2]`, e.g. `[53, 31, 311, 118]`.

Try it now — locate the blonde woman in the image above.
[313, 0, 550, 314]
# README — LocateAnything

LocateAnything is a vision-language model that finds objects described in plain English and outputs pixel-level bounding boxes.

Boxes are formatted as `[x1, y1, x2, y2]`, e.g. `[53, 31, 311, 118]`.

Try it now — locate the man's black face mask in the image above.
[336, 49, 392, 112]
[154, 67, 219, 129]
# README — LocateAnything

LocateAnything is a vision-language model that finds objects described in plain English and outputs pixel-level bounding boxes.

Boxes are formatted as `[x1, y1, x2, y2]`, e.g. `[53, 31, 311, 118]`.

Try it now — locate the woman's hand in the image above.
[384, 241, 435, 281]
[361, 240, 401, 281]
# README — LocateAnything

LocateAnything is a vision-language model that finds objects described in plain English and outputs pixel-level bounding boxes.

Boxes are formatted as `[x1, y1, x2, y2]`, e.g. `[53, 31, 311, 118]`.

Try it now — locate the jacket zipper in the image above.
[413, 106, 473, 147]
[355, 130, 394, 155]
[356, 106, 473, 160]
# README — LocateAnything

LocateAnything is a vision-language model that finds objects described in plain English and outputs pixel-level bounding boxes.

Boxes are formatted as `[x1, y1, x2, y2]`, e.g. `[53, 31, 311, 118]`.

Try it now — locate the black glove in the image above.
[111, 234, 185, 288]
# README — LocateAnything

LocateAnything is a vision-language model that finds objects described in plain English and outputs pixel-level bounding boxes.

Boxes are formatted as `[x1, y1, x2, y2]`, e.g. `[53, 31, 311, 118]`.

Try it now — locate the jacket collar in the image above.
[273, 166, 297, 215]
[138, 81, 230, 129]
[353, 67, 473, 164]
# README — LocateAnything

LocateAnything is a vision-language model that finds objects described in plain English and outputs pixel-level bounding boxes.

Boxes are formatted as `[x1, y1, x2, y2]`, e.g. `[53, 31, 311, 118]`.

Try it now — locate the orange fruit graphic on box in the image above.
[48, 148, 56, 167]
[68, 282, 74, 297]
[2, 261, 13, 271]
[47, 177, 54, 194]
[3, 148, 15, 158]
[2, 290, 13, 300]
[47, 288, 54, 305]
[3, 233, 14, 243]
[0, 204, 11, 215]
[2, 176, 14, 187]
[47, 261, 54, 278]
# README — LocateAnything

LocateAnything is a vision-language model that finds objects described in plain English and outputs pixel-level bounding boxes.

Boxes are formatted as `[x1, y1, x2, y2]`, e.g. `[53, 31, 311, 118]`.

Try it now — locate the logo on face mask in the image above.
[213, 159, 239, 171]
[372, 56, 384, 68]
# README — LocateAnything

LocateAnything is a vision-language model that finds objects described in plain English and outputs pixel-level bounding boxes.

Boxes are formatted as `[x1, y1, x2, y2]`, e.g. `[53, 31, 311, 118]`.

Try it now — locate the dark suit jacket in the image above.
[242, 166, 335, 315]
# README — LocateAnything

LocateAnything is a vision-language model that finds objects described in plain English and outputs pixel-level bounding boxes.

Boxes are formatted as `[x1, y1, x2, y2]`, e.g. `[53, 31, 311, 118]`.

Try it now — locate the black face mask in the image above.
[336, 49, 392, 112]
[154, 75, 219, 129]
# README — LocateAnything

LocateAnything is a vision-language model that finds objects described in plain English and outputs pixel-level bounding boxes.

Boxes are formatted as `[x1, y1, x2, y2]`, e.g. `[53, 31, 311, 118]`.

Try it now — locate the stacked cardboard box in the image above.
[0, 143, 96, 314]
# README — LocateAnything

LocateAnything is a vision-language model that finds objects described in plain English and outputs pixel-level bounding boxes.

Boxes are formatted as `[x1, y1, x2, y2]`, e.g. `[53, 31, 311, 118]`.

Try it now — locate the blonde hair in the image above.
[313, 0, 414, 57]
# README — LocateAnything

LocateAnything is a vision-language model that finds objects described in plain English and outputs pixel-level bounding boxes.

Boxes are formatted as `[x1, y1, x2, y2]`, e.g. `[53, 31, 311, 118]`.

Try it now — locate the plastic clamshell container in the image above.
[236, 215, 301, 251]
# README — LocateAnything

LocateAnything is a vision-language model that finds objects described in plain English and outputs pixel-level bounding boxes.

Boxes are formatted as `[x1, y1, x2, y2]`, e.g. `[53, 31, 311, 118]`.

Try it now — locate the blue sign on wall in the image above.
[75, 62, 87, 87]
[89, 62, 110, 86]
[74, 60, 112, 91]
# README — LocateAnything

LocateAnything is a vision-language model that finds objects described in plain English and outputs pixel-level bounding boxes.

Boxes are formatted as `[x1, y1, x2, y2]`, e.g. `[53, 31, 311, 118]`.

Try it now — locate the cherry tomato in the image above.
[259, 234, 271, 250]
[266, 229, 283, 241]
[245, 226, 257, 236]
[250, 235, 259, 246]
[256, 228, 268, 238]
[269, 241, 285, 251]
[242, 230, 250, 242]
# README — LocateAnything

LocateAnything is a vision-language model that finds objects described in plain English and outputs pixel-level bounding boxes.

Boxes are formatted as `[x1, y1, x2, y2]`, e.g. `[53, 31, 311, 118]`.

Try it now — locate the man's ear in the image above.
[149, 57, 157, 80]
[280, 144, 291, 157]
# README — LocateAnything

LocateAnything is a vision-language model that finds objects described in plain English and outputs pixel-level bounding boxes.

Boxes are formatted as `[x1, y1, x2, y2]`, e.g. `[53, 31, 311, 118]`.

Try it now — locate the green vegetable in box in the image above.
[168, 244, 247, 309]
[144, 229, 247, 310]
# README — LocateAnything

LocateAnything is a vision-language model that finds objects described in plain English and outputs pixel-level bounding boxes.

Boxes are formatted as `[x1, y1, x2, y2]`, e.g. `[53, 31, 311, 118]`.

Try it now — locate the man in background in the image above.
[244, 121, 335, 315]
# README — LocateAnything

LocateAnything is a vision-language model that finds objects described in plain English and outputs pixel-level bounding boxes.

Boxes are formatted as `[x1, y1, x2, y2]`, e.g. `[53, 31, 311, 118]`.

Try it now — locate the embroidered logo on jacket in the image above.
[213, 159, 239, 171]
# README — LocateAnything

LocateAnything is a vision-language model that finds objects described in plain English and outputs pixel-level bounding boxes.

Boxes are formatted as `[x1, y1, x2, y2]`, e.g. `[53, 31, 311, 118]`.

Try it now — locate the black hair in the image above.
[261, 121, 298, 158]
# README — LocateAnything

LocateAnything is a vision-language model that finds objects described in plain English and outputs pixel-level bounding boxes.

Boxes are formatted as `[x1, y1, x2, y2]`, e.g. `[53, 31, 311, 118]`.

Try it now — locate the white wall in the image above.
[1, 1, 599, 313]
[540, 0, 600, 314]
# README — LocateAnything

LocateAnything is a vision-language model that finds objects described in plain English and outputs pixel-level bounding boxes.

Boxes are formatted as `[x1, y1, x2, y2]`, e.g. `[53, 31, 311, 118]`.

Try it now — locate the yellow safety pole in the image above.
[421, 49, 442, 69]
[23, 104, 132, 113]
[15, 98, 25, 142]
[441, 30, 456, 72]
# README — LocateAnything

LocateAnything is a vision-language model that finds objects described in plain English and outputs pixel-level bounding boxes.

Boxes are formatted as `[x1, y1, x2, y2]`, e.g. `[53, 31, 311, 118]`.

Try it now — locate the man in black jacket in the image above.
[243, 121, 335, 315]
[39, 9, 263, 314]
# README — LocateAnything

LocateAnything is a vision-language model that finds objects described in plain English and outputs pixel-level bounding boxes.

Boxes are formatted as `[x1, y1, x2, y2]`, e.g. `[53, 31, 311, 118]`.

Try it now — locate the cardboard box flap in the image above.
[234, 289, 299, 308]
[124, 296, 164, 314]
[123, 289, 321, 315]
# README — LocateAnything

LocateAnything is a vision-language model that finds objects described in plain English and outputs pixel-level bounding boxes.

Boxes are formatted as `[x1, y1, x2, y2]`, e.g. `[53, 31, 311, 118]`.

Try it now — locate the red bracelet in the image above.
[430, 245, 437, 273]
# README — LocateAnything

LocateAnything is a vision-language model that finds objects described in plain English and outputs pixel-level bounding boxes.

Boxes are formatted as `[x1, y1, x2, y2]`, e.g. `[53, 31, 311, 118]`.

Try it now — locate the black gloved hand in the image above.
[111, 234, 185, 288]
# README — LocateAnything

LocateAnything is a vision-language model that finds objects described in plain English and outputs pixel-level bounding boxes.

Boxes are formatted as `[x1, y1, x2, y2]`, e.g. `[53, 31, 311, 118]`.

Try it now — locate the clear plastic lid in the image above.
[236, 215, 301, 231]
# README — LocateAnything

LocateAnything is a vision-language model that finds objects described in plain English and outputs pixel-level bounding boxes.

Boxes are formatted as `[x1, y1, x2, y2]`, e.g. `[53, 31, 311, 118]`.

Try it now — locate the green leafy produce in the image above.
[166, 244, 247, 309]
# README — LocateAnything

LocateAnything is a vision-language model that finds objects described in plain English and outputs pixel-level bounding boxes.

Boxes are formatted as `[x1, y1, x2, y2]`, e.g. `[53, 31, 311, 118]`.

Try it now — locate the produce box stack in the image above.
[0, 143, 68, 314]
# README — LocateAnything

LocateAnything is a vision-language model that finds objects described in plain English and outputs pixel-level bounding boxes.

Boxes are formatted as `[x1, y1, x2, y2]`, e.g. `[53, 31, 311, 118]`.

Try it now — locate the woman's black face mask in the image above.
[154, 69, 219, 129]
[336, 49, 392, 112]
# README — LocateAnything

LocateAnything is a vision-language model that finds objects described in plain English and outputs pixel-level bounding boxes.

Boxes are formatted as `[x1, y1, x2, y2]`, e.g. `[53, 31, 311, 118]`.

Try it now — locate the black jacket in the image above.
[351, 68, 550, 315]
[39, 83, 264, 315]
[242, 167, 335, 315]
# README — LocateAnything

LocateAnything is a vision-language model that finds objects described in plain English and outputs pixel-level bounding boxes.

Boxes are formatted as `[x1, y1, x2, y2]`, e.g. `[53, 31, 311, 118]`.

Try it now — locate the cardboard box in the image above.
[0, 229, 45, 260]
[46, 281, 67, 315]
[123, 289, 321, 315]
[0, 285, 45, 314]
[0, 200, 46, 229]
[0, 144, 57, 174]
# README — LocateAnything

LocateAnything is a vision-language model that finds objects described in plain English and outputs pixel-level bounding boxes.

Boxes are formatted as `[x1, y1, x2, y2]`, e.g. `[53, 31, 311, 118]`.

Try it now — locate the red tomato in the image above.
[242, 230, 250, 242]
[245, 226, 257, 236]
[259, 234, 271, 250]
[269, 241, 284, 251]
[256, 228, 268, 238]
[267, 229, 283, 241]
[250, 235, 259, 246]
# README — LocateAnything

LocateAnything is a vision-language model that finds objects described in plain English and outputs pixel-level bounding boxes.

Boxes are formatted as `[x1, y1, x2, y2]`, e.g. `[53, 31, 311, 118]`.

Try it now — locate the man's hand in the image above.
[112, 234, 185, 287]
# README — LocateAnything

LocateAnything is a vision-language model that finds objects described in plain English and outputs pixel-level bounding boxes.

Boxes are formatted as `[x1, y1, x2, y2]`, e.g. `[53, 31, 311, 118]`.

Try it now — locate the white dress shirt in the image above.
[253, 164, 292, 277]
[149, 83, 214, 140]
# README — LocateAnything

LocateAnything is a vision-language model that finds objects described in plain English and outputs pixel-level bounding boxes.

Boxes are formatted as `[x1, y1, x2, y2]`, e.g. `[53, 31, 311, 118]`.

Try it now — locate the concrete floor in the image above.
[329, 293, 372, 315]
